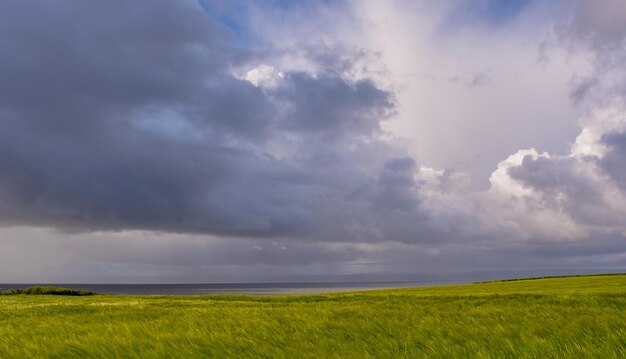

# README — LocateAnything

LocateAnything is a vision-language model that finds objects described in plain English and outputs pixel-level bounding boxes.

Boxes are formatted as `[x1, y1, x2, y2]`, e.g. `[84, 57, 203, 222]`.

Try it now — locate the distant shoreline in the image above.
[0, 280, 462, 296]
[3, 272, 626, 295]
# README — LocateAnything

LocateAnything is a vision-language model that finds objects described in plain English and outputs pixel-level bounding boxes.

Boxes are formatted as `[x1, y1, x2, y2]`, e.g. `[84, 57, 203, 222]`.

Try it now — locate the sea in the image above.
[0, 280, 458, 295]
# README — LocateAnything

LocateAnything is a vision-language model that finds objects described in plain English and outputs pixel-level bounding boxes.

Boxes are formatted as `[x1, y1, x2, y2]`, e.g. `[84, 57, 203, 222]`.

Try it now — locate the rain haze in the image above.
[1, 0, 626, 284]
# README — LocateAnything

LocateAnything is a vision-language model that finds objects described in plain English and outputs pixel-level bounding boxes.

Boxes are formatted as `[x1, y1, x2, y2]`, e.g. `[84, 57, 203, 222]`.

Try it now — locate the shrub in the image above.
[0, 286, 95, 296]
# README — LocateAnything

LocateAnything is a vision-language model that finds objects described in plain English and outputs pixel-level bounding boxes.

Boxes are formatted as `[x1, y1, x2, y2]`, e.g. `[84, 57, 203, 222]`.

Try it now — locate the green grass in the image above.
[1, 274, 626, 358]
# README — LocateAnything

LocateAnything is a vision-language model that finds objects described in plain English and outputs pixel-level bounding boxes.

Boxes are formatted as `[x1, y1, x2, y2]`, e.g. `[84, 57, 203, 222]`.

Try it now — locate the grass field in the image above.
[1, 274, 626, 358]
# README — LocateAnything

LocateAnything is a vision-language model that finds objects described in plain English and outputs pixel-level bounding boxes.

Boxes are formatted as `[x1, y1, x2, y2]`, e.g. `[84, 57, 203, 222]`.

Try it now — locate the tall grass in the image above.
[1, 274, 625, 358]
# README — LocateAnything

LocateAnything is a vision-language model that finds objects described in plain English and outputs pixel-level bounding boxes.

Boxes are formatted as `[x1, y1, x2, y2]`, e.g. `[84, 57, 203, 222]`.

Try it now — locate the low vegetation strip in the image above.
[474, 272, 626, 284]
[0, 286, 94, 296]
[0, 275, 625, 358]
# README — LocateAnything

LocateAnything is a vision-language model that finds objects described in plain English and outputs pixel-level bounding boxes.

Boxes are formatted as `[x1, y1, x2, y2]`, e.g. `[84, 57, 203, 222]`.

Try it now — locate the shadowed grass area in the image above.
[0, 286, 94, 296]
[1, 274, 626, 358]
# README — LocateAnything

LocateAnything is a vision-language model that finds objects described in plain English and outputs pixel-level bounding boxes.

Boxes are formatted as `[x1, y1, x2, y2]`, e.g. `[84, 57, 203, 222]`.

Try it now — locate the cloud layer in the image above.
[0, 0, 396, 240]
[1, 0, 626, 282]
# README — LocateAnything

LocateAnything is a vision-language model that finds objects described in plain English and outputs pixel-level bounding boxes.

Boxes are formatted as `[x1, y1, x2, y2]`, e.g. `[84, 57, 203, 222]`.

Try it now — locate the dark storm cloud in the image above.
[0, 0, 237, 119]
[0, 0, 411, 241]
[276, 73, 393, 137]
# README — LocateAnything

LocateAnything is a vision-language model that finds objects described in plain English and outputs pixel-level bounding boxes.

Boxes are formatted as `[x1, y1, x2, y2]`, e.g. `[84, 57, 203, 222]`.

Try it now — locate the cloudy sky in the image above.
[1, 0, 626, 283]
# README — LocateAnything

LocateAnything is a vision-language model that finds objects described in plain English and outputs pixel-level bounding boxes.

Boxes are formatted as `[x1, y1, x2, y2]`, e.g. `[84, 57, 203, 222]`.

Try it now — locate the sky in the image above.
[1, 0, 626, 283]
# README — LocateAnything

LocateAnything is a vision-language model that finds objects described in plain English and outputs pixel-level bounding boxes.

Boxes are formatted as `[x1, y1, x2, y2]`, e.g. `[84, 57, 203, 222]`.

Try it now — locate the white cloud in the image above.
[240, 64, 284, 88]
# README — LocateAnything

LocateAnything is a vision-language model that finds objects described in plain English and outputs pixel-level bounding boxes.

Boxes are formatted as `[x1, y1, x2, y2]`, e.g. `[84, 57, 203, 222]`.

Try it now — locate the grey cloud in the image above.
[559, 0, 626, 104]
[5, 226, 625, 283]
[384, 157, 416, 172]
[0, 0, 416, 244]
[67, 235, 362, 268]
[528, 0, 626, 232]
[600, 130, 626, 190]
[448, 72, 492, 88]
[443, 0, 532, 30]
[569, 76, 599, 103]
[507, 154, 613, 226]
[373, 157, 419, 211]
[274, 72, 393, 138]
[0, 0, 237, 120]
[567, 0, 626, 48]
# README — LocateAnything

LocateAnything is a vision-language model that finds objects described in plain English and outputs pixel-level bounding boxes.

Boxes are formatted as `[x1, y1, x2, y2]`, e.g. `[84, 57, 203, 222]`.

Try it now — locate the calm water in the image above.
[0, 281, 458, 295]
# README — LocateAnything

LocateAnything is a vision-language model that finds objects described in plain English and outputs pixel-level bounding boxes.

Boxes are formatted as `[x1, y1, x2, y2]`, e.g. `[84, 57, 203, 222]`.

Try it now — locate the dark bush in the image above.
[0, 286, 95, 296]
